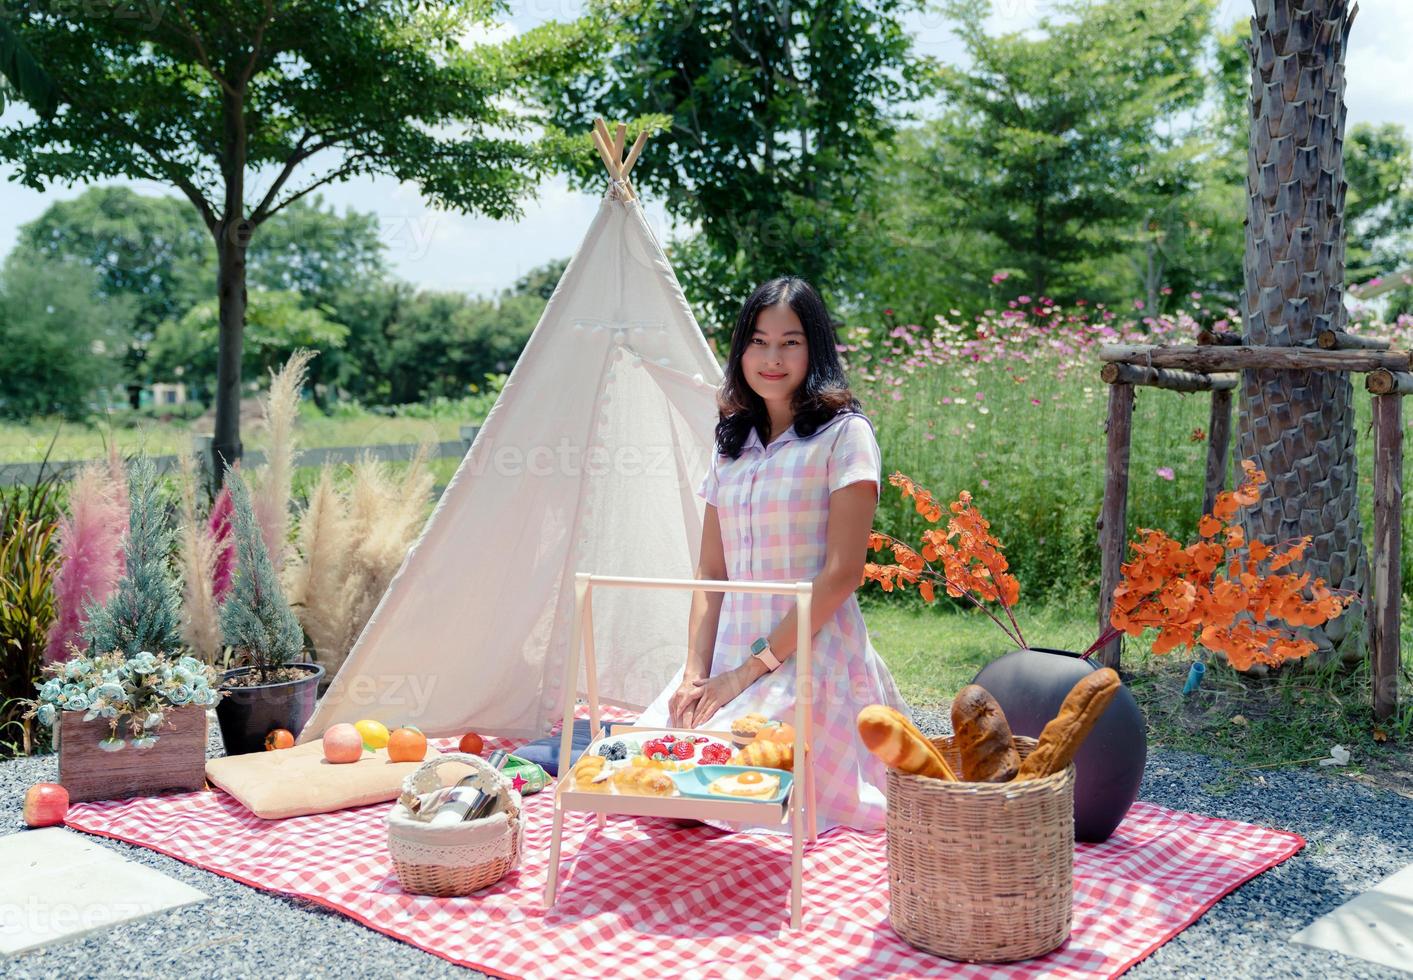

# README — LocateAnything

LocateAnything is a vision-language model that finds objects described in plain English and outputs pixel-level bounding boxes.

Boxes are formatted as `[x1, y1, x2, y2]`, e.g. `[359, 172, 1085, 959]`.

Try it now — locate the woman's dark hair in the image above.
[714, 276, 862, 458]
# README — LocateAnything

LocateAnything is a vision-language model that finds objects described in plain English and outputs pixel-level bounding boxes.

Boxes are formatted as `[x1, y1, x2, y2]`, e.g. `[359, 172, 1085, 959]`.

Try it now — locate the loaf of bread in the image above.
[856, 705, 957, 781]
[950, 685, 1020, 782]
[1015, 668, 1121, 781]
[731, 739, 793, 771]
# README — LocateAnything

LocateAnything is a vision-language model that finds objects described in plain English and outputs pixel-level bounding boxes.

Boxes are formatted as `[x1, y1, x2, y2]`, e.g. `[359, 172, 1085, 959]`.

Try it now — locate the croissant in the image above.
[856, 704, 957, 781]
[730, 739, 794, 771]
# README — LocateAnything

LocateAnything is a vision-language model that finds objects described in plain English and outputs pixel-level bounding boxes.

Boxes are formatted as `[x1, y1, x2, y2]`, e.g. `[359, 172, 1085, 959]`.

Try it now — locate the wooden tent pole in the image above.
[1096, 381, 1134, 670]
[591, 129, 620, 179]
[612, 121, 626, 160]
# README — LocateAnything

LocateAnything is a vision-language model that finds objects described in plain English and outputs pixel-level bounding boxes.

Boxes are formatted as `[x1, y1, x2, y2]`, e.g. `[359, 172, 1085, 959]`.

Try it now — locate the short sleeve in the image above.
[827, 414, 882, 501]
[697, 452, 720, 507]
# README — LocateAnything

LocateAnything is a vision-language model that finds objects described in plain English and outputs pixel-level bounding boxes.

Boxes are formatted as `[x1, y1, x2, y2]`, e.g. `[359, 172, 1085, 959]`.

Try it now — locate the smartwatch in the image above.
[750, 636, 782, 672]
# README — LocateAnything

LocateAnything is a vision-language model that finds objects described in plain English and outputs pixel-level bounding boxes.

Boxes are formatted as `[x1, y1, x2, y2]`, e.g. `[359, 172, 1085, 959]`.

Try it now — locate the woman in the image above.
[633, 276, 911, 834]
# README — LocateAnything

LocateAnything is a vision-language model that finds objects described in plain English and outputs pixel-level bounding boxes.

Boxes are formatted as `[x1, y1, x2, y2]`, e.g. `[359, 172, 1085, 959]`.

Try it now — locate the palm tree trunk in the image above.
[1236, 0, 1366, 664]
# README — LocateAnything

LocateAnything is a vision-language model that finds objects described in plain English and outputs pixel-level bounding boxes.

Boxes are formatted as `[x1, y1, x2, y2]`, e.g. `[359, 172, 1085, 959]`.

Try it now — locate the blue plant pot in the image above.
[972, 647, 1146, 843]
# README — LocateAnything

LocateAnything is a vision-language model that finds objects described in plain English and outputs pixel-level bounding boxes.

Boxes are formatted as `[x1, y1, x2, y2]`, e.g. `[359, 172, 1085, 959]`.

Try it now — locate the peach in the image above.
[323, 723, 364, 764]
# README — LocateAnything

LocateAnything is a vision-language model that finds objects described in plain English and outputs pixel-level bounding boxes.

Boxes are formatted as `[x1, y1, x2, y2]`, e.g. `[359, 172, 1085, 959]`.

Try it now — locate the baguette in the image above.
[950, 685, 1020, 782]
[1014, 668, 1121, 781]
[856, 704, 957, 781]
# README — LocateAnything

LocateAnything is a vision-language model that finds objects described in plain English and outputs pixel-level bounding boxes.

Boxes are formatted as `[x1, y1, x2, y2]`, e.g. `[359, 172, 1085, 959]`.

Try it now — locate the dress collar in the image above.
[741, 411, 857, 452]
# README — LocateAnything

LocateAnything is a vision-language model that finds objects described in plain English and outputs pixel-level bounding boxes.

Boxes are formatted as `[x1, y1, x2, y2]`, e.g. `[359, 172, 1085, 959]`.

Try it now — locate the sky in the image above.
[0, 1, 1409, 299]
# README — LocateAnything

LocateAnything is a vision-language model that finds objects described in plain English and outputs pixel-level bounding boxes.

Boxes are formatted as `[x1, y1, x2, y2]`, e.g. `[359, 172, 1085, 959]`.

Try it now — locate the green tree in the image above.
[219, 469, 303, 678]
[928, 0, 1212, 301]
[83, 457, 184, 658]
[1344, 122, 1413, 286]
[531, 0, 933, 333]
[1, 0, 597, 480]
[0, 251, 133, 419]
[149, 290, 347, 397]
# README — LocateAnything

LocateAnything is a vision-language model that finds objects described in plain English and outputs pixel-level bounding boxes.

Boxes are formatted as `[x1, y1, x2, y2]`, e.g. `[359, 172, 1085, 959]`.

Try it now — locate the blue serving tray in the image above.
[671, 765, 793, 805]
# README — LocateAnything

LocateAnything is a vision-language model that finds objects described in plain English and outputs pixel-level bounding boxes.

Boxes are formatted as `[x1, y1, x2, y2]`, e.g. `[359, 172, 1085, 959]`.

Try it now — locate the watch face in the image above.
[750, 637, 767, 655]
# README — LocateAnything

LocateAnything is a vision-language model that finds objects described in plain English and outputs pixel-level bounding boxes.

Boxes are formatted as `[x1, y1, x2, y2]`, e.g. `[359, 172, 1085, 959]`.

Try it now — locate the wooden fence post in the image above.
[1203, 388, 1233, 516]
[1096, 380, 1135, 670]
[1371, 391, 1403, 721]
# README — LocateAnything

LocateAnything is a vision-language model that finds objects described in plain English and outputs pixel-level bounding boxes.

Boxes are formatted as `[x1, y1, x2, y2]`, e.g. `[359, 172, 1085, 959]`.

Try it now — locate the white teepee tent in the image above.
[298, 122, 724, 742]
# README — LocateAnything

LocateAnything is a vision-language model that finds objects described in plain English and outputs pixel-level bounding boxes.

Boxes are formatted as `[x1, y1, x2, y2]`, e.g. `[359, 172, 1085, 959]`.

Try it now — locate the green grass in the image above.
[0, 401, 476, 465]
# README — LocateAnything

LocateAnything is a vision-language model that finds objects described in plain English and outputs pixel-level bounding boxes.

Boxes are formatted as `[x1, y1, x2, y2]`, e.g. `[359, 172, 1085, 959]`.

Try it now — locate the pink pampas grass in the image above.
[45, 461, 128, 663]
[209, 482, 236, 603]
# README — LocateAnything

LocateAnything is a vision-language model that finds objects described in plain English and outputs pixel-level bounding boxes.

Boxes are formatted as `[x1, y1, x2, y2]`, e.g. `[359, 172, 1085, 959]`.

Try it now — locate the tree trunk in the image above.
[211, 90, 250, 488]
[211, 229, 247, 483]
[1236, 0, 1366, 664]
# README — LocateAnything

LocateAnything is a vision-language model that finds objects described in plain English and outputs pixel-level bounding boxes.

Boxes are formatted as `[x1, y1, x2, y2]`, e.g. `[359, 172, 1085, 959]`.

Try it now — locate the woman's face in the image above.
[742, 302, 809, 401]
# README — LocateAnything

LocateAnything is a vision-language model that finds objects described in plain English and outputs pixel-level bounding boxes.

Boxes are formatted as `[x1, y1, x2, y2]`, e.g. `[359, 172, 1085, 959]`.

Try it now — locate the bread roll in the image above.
[855, 705, 957, 781]
[950, 685, 1020, 782]
[730, 739, 793, 771]
[1015, 668, 1121, 781]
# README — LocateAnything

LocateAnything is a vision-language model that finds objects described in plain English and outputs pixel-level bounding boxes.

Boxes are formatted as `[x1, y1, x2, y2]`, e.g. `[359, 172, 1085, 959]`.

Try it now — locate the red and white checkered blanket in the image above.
[64, 728, 1303, 980]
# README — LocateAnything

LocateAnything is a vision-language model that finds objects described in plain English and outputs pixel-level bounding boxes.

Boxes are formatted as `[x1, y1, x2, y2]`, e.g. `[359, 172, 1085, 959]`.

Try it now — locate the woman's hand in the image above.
[688, 663, 762, 728]
[667, 673, 706, 729]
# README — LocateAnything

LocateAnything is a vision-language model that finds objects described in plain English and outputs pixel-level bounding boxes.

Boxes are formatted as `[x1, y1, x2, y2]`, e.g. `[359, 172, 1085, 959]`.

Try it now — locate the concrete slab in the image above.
[1290, 861, 1413, 974]
[0, 828, 206, 957]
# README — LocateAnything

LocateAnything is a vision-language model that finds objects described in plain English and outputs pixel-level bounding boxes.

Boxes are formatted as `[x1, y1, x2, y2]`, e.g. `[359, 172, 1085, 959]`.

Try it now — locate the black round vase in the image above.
[215, 662, 325, 756]
[972, 647, 1146, 843]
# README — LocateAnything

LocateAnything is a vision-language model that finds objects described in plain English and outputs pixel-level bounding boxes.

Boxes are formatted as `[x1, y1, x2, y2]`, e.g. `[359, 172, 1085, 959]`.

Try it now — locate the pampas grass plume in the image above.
[252, 349, 315, 573]
[45, 461, 127, 663]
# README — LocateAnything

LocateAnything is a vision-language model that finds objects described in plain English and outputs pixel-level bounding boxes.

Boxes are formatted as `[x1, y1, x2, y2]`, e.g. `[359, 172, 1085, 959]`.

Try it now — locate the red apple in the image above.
[23, 783, 69, 828]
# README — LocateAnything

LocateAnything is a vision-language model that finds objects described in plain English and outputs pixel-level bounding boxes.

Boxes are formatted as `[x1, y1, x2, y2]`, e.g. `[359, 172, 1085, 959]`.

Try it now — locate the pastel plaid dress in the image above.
[635, 410, 910, 833]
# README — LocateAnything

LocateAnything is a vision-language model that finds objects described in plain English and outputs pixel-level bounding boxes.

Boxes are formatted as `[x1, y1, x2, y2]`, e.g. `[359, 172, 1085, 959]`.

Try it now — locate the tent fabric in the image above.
[298, 180, 725, 742]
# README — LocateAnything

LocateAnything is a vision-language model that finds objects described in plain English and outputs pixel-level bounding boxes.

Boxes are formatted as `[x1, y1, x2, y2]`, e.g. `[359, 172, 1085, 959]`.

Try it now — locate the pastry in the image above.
[1015, 668, 1121, 781]
[571, 754, 610, 792]
[950, 685, 1020, 782]
[611, 765, 675, 797]
[731, 713, 769, 740]
[855, 704, 958, 781]
[707, 769, 781, 799]
[730, 739, 793, 771]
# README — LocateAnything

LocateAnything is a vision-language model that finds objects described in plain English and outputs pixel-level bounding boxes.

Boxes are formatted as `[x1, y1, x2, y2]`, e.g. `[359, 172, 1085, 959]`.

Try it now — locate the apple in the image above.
[323, 723, 364, 764]
[24, 783, 69, 828]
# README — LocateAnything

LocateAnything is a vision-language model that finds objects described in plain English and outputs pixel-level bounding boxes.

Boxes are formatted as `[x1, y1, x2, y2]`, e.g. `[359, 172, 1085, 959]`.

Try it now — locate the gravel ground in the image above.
[3, 708, 1411, 979]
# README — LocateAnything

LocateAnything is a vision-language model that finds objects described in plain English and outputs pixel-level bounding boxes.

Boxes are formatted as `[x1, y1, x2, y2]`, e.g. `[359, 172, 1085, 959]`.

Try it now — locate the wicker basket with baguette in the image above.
[858, 668, 1122, 962]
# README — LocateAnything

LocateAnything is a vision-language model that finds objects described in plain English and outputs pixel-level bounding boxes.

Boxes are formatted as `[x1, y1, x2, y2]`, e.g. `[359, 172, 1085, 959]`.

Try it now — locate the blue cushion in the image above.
[514, 719, 597, 776]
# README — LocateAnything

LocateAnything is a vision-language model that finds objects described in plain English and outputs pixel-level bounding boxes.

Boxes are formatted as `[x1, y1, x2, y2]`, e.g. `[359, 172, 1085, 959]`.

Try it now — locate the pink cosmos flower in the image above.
[1156, 467, 1175, 481]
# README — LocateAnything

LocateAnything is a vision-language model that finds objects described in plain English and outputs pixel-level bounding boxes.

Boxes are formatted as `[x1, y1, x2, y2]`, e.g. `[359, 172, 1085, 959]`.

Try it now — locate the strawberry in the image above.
[642, 739, 668, 758]
[700, 743, 732, 765]
[661, 734, 676, 743]
[670, 740, 694, 760]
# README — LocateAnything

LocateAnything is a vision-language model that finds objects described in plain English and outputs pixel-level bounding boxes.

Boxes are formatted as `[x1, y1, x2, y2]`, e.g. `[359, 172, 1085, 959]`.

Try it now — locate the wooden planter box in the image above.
[57, 704, 208, 803]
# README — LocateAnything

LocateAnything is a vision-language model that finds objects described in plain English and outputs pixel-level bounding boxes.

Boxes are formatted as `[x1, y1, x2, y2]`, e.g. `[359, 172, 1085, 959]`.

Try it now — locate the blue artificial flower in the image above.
[128, 652, 158, 675]
[177, 656, 203, 673]
[166, 685, 193, 706]
[36, 704, 56, 727]
[95, 682, 125, 702]
[61, 683, 81, 700]
[38, 678, 62, 702]
[64, 693, 90, 712]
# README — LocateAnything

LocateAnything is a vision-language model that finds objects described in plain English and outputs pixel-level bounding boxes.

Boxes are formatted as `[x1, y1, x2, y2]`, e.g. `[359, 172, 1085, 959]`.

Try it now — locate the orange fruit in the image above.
[265, 728, 294, 751]
[387, 727, 428, 763]
[754, 723, 795, 746]
[458, 731, 484, 755]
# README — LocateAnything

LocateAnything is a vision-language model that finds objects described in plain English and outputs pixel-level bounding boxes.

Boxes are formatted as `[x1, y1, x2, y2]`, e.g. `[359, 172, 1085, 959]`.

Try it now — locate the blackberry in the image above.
[596, 740, 628, 761]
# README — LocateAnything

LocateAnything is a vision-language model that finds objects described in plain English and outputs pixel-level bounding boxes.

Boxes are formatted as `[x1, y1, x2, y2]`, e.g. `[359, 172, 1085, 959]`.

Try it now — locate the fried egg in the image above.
[707, 769, 780, 798]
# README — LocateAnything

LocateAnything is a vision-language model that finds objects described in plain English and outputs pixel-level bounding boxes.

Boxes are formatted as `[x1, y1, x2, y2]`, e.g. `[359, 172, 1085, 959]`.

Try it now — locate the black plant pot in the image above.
[973, 647, 1146, 843]
[215, 662, 325, 756]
